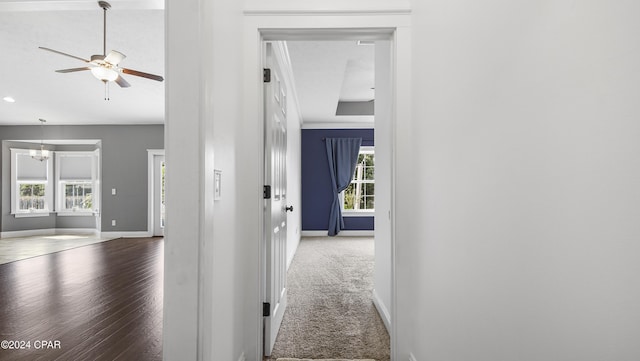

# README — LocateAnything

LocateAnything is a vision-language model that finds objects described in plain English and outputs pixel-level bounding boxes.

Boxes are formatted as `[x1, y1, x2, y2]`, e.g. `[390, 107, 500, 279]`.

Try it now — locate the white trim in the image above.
[11, 147, 54, 215]
[55, 212, 96, 217]
[8, 139, 100, 146]
[342, 211, 375, 217]
[372, 288, 391, 333]
[342, 145, 375, 213]
[13, 212, 52, 218]
[147, 149, 165, 237]
[392, 26, 412, 361]
[302, 121, 375, 129]
[301, 230, 374, 237]
[246, 14, 408, 361]
[100, 231, 152, 238]
[244, 1, 411, 16]
[54, 150, 99, 214]
[1, 228, 99, 239]
[245, 9, 412, 16]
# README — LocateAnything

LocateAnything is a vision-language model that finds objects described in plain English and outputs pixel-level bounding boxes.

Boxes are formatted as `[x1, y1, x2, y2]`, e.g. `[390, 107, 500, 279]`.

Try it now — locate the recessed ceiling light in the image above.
[3, 96, 15, 103]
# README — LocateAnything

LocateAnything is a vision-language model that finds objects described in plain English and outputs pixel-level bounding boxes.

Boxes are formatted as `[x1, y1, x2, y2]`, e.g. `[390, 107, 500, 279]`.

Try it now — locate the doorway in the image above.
[260, 33, 395, 360]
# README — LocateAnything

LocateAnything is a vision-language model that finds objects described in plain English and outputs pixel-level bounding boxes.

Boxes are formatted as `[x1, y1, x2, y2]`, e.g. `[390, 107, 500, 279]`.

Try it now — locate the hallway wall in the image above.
[169, 1, 640, 360]
[401, 1, 640, 360]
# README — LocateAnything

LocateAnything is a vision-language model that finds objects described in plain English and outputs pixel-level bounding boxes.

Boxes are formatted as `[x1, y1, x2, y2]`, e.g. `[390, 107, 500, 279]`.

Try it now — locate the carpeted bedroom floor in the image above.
[268, 236, 390, 361]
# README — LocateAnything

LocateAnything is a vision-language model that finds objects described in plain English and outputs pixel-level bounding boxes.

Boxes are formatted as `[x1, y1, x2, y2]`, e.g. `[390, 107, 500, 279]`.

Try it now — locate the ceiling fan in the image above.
[39, 1, 163, 95]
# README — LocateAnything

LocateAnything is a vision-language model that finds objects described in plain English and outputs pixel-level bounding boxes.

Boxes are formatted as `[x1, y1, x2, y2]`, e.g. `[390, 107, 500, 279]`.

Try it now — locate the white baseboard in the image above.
[1, 228, 98, 239]
[99, 231, 153, 238]
[301, 230, 374, 237]
[372, 288, 391, 333]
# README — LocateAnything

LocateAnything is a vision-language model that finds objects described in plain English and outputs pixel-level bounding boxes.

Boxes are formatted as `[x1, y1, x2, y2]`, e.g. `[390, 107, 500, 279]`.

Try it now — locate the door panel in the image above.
[264, 42, 288, 356]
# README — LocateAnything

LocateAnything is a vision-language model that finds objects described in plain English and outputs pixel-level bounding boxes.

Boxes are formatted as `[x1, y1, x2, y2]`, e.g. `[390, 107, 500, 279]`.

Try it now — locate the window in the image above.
[342, 147, 374, 213]
[62, 182, 93, 210]
[56, 151, 99, 214]
[20, 184, 47, 211]
[11, 148, 54, 215]
[10, 148, 100, 217]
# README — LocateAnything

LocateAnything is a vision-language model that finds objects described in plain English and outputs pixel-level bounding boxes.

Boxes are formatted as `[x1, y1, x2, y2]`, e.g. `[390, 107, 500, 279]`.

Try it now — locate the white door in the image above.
[153, 154, 165, 236]
[263, 41, 289, 357]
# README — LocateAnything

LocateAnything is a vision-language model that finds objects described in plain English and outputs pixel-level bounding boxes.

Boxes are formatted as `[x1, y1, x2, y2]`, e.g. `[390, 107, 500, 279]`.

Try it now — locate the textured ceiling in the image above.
[0, 2, 375, 127]
[0, 1, 165, 125]
[286, 40, 375, 126]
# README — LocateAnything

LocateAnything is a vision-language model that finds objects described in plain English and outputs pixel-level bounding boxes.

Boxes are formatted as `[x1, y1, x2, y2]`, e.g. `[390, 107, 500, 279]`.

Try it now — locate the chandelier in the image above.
[30, 119, 50, 162]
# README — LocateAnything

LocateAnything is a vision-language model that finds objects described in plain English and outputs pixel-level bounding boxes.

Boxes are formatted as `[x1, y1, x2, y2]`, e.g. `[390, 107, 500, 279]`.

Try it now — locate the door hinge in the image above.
[263, 68, 271, 83]
[263, 185, 271, 199]
[263, 302, 270, 317]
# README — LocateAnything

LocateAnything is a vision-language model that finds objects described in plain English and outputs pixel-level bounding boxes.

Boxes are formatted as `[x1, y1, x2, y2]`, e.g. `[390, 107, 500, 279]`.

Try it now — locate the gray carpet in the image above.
[270, 236, 390, 361]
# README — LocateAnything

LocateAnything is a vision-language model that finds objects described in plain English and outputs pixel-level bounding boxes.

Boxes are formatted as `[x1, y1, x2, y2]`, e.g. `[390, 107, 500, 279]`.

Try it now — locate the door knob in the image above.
[285, 205, 294, 212]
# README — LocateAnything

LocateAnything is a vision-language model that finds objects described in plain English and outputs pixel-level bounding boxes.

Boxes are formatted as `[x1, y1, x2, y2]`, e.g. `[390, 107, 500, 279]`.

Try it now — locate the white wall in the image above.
[373, 39, 392, 331]
[163, 0, 201, 359]
[403, 1, 640, 360]
[164, 0, 245, 360]
[207, 0, 245, 360]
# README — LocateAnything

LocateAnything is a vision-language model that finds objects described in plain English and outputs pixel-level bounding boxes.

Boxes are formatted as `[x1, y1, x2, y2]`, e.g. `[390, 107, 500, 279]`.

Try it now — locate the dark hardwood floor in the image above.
[0, 237, 163, 361]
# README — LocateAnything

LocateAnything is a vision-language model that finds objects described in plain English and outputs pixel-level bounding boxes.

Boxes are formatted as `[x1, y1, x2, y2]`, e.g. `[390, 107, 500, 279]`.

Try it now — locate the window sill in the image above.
[342, 211, 375, 217]
[56, 211, 96, 217]
[13, 212, 52, 218]
[13, 211, 97, 218]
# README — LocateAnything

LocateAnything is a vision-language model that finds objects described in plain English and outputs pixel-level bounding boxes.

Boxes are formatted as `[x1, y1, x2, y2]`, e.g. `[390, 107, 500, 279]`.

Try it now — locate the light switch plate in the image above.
[214, 169, 222, 200]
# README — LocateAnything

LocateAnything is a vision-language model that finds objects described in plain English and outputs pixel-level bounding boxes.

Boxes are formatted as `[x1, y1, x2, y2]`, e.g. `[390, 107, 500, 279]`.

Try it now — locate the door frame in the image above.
[147, 149, 165, 237]
[244, 12, 411, 361]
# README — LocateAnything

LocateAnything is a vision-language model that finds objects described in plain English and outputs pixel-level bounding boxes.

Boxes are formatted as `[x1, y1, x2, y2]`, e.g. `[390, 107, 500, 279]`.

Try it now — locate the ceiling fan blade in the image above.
[121, 68, 164, 82]
[55, 67, 91, 73]
[114, 75, 131, 88]
[104, 50, 126, 65]
[39, 47, 89, 63]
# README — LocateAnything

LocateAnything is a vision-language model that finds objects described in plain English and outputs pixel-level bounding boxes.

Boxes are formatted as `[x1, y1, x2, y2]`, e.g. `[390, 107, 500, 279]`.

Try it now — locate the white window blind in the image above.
[58, 155, 93, 180]
[16, 152, 48, 181]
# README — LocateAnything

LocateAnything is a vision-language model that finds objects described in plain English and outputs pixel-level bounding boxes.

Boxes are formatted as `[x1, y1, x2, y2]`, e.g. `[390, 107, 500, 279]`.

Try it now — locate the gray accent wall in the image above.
[1, 125, 164, 233]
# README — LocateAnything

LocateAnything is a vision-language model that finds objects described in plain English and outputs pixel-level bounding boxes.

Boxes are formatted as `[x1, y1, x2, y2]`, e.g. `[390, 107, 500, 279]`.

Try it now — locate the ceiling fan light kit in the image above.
[39, 1, 163, 99]
[91, 66, 119, 82]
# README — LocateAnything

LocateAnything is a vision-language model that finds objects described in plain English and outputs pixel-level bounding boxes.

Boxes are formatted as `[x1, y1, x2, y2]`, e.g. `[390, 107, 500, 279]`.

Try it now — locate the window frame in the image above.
[341, 146, 375, 216]
[10, 148, 54, 217]
[55, 150, 100, 216]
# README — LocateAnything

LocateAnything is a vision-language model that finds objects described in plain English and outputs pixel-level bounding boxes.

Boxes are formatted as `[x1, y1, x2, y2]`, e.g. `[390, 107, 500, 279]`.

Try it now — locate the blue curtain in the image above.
[325, 137, 362, 236]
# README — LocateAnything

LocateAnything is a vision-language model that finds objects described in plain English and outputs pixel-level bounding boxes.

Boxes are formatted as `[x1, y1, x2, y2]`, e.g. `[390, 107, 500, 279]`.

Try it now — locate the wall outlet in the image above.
[111, 220, 116, 226]
[111, 188, 116, 195]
